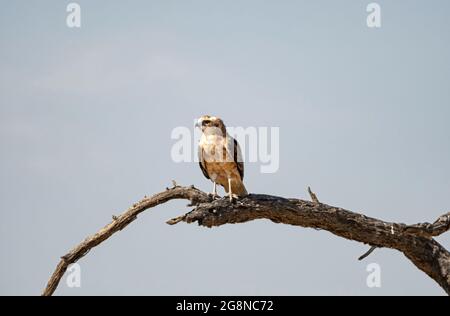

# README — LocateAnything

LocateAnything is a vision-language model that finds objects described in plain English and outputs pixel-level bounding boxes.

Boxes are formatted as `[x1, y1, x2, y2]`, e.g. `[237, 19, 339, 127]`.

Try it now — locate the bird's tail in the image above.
[227, 179, 248, 197]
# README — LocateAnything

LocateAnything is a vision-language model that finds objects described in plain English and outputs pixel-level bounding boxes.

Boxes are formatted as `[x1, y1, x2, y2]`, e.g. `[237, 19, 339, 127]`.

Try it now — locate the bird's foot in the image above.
[208, 193, 220, 200]
[228, 194, 239, 203]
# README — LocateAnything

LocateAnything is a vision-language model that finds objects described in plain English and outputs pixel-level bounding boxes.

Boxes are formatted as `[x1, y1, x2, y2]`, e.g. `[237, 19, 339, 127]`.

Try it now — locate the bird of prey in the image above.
[196, 115, 248, 201]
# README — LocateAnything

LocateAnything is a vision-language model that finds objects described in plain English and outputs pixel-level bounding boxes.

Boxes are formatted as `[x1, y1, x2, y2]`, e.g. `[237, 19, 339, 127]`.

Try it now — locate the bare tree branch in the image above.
[42, 184, 211, 296]
[308, 186, 320, 203]
[358, 246, 377, 261]
[403, 213, 450, 238]
[42, 185, 450, 296]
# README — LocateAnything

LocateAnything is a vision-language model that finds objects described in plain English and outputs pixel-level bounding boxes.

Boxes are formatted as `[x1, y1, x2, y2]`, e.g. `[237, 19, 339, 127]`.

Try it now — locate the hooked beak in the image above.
[195, 118, 202, 129]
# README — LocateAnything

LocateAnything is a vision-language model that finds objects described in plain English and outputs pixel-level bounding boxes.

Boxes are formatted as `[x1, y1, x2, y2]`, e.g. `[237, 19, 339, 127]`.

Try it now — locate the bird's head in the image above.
[195, 115, 226, 136]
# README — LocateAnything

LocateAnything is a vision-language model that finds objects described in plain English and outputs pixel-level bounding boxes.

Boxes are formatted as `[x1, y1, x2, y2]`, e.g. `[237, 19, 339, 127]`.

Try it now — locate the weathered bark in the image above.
[42, 184, 450, 296]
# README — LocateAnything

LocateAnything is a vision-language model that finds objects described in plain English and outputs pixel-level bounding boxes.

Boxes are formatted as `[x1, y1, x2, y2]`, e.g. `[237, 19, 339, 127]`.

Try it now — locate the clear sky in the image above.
[1, 0, 449, 295]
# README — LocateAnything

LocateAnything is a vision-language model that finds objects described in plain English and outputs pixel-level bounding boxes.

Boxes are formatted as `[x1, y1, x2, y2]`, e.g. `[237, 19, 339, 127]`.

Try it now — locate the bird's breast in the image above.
[200, 135, 233, 162]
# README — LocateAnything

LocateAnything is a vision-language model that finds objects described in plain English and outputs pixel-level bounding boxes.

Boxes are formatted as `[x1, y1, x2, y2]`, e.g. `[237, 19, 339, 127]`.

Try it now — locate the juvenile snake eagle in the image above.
[196, 115, 248, 201]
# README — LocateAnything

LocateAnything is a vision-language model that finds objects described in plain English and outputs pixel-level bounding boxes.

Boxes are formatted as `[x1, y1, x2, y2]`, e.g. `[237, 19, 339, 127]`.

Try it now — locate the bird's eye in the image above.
[202, 120, 211, 125]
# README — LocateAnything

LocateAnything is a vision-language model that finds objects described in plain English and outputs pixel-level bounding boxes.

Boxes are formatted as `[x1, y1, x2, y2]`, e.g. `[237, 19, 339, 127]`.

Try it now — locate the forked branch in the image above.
[42, 184, 450, 296]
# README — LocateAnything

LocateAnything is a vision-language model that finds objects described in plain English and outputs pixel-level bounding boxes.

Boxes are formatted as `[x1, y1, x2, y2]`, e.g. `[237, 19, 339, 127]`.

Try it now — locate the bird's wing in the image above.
[233, 138, 244, 180]
[198, 146, 210, 180]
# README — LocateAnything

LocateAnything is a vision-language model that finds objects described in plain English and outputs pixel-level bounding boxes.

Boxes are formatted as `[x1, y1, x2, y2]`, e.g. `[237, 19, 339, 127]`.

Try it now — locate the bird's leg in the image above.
[228, 178, 233, 202]
[210, 181, 218, 199]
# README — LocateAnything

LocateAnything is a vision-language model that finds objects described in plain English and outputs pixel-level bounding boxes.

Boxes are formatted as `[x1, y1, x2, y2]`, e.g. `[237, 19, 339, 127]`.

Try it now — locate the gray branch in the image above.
[42, 185, 450, 296]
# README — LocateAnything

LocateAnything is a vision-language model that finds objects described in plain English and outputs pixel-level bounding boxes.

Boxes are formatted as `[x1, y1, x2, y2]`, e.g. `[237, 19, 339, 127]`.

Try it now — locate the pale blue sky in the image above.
[1, 0, 449, 295]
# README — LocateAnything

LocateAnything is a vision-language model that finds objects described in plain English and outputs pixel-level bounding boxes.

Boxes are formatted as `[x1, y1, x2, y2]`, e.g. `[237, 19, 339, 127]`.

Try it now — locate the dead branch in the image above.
[307, 186, 320, 203]
[42, 184, 450, 296]
[358, 246, 377, 261]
